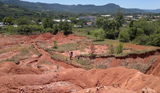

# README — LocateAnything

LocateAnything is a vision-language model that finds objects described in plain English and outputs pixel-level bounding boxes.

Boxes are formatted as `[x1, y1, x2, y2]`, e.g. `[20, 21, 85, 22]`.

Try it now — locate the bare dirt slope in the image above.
[0, 33, 159, 93]
[0, 62, 159, 93]
[89, 67, 160, 93]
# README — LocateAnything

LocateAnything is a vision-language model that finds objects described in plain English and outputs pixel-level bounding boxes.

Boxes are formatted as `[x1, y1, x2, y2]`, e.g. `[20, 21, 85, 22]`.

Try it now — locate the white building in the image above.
[53, 19, 71, 23]
[74, 25, 82, 28]
[124, 15, 133, 20]
[0, 22, 4, 27]
[101, 15, 111, 17]
[13, 24, 18, 27]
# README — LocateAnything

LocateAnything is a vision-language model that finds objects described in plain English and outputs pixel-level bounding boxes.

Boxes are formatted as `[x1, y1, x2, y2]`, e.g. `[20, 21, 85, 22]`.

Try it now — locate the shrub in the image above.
[43, 17, 53, 29]
[16, 17, 31, 25]
[53, 40, 57, 49]
[132, 35, 150, 45]
[116, 43, 123, 54]
[44, 28, 55, 34]
[108, 44, 114, 54]
[17, 25, 32, 35]
[150, 34, 160, 46]
[119, 28, 130, 42]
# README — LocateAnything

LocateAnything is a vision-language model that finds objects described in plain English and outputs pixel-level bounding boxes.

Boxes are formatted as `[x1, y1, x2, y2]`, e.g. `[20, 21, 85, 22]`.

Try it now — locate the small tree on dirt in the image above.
[108, 44, 114, 54]
[53, 40, 57, 49]
[116, 43, 123, 54]
[88, 43, 96, 58]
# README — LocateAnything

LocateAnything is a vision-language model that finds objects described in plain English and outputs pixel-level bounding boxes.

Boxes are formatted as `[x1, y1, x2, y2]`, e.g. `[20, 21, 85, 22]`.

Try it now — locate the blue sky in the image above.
[22, 0, 160, 9]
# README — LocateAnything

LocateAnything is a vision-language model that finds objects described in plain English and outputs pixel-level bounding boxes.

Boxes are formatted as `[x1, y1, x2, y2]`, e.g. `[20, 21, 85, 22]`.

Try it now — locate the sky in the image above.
[22, 0, 160, 9]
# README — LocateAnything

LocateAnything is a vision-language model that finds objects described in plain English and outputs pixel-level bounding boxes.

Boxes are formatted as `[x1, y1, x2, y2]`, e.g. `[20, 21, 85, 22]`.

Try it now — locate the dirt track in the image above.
[0, 33, 159, 93]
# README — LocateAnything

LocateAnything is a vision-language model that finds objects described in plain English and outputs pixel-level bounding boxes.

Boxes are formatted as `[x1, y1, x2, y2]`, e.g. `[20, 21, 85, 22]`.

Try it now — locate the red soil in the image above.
[0, 33, 159, 92]
[124, 43, 156, 51]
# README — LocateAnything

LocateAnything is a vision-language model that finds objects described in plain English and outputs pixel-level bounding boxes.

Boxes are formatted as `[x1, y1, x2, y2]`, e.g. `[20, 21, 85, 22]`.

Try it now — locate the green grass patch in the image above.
[51, 53, 69, 62]
[46, 43, 78, 52]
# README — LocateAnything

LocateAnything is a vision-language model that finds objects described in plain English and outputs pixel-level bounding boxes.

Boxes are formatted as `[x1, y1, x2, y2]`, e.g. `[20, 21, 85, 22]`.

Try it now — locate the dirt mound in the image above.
[56, 68, 98, 89]
[0, 65, 160, 92]
[89, 67, 160, 93]
[0, 68, 97, 92]
[0, 62, 44, 75]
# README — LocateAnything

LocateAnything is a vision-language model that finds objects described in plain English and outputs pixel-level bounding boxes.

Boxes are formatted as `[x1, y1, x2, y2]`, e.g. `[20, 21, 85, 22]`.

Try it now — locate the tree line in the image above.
[3, 17, 72, 35]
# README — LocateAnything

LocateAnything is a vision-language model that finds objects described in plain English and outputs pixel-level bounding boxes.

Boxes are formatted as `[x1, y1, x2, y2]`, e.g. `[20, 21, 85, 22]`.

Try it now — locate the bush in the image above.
[119, 28, 130, 42]
[5, 25, 43, 35]
[133, 35, 150, 45]
[108, 44, 115, 54]
[93, 29, 105, 40]
[16, 17, 31, 25]
[44, 28, 55, 34]
[43, 17, 53, 29]
[53, 40, 57, 49]
[6, 25, 15, 34]
[29, 25, 42, 32]
[150, 34, 160, 46]
[17, 25, 32, 35]
[116, 43, 123, 54]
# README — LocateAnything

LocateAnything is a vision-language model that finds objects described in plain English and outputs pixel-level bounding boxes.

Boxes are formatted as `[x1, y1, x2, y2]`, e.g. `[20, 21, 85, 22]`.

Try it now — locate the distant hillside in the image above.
[0, 1, 40, 19]
[0, 0, 146, 13]
[143, 9, 160, 13]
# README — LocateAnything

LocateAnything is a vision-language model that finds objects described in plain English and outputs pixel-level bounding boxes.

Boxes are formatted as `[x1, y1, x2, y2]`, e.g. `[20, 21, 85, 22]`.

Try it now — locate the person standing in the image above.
[69, 51, 73, 60]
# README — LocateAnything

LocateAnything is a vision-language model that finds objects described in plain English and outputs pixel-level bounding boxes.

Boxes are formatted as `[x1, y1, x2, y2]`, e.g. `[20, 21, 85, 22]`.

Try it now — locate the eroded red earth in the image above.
[0, 33, 159, 93]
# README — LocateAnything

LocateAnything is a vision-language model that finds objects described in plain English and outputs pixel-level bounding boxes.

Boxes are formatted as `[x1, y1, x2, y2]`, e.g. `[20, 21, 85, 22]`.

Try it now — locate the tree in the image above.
[119, 28, 130, 42]
[115, 9, 124, 30]
[102, 19, 118, 39]
[58, 19, 63, 31]
[53, 23, 58, 31]
[3, 17, 15, 25]
[133, 35, 150, 45]
[62, 20, 72, 35]
[53, 23, 59, 34]
[0, 16, 2, 22]
[128, 27, 137, 41]
[16, 17, 31, 25]
[17, 25, 32, 35]
[129, 20, 134, 27]
[70, 17, 78, 24]
[96, 17, 105, 28]
[77, 21, 84, 28]
[150, 34, 160, 46]
[93, 31, 99, 41]
[43, 17, 53, 29]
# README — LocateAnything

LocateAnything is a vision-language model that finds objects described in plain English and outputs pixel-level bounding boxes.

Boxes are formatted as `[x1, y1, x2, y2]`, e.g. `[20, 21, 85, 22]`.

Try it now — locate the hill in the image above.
[143, 9, 160, 13]
[0, 0, 146, 13]
[0, 1, 41, 19]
